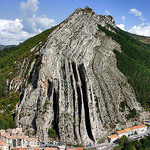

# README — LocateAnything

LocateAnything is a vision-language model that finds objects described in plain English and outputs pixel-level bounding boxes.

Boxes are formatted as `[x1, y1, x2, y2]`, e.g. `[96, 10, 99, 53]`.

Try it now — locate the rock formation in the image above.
[14, 7, 145, 145]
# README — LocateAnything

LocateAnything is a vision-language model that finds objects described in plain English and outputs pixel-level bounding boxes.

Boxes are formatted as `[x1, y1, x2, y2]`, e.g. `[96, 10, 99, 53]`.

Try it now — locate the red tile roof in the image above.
[117, 130, 126, 134]
[27, 138, 38, 141]
[107, 134, 118, 139]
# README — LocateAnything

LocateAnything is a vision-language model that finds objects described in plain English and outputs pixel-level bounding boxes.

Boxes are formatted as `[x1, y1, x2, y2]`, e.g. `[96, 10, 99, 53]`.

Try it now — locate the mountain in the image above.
[0, 7, 150, 145]
[0, 45, 5, 50]
[0, 45, 17, 50]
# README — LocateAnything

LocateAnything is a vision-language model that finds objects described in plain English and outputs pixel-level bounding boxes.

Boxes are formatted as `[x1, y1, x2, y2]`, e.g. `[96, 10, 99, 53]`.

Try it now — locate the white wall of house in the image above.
[28, 140, 39, 147]
[118, 132, 128, 138]
[0, 145, 9, 150]
[108, 137, 118, 143]
[137, 127, 147, 134]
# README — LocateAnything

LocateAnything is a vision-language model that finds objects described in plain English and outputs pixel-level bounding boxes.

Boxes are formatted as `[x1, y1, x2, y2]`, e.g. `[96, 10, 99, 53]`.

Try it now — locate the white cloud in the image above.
[117, 24, 125, 30]
[105, 10, 111, 15]
[130, 8, 142, 16]
[0, 0, 56, 45]
[130, 8, 146, 21]
[35, 16, 56, 31]
[0, 19, 35, 45]
[117, 22, 150, 37]
[20, 0, 56, 33]
[128, 24, 150, 36]
[121, 16, 126, 22]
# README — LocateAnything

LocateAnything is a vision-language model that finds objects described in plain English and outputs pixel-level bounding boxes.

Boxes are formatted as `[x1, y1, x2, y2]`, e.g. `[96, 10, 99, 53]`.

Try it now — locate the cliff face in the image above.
[14, 7, 145, 145]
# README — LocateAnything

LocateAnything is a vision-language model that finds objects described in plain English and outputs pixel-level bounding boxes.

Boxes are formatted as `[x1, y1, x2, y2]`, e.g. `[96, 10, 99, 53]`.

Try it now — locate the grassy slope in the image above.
[0, 26, 57, 129]
[98, 25, 150, 110]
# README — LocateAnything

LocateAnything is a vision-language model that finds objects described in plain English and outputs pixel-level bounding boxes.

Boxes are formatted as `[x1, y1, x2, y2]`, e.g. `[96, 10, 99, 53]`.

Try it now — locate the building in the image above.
[67, 147, 83, 150]
[1, 133, 10, 143]
[26, 138, 39, 147]
[107, 134, 118, 143]
[124, 128, 132, 136]
[16, 135, 28, 148]
[0, 140, 8, 150]
[44, 148, 57, 150]
[117, 130, 128, 138]
[58, 145, 66, 150]
[0, 130, 5, 138]
[131, 125, 147, 134]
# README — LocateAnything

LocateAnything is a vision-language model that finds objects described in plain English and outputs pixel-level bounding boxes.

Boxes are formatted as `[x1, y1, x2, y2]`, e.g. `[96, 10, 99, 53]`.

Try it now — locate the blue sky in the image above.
[0, 0, 150, 45]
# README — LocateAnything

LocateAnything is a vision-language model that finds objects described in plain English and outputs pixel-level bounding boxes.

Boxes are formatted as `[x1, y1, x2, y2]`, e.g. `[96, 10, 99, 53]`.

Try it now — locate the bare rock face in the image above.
[15, 7, 144, 145]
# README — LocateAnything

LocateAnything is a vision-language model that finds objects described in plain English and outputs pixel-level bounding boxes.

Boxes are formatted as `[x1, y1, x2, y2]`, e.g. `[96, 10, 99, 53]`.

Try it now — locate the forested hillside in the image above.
[0, 26, 57, 129]
[98, 25, 150, 110]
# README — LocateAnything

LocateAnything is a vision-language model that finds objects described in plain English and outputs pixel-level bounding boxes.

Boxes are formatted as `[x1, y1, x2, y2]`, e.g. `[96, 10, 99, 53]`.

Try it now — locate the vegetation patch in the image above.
[97, 137, 106, 144]
[98, 24, 150, 110]
[116, 135, 150, 150]
[48, 128, 58, 140]
[0, 26, 57, 129]
[126, 108, 137, 120]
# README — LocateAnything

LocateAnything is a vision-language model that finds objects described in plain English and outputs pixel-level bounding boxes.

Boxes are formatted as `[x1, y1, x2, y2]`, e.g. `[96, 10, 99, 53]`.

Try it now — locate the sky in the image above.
[0, 0, 150, 45]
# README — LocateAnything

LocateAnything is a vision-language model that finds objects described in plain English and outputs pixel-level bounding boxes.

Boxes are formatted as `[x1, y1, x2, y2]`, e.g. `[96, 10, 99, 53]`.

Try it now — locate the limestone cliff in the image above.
[14, 7, 146, 145]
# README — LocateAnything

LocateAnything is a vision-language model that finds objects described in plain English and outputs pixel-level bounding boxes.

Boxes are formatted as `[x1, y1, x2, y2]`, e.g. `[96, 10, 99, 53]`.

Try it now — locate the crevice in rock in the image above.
[53, 87, 60, 139]
[47, 80, 53, 99]
[72, 62, 78, 82]
[78, 63, 94, 141]
[19, 91, 24, 104]
[77, 86, 82, 137]
[70, 75, 77, 139]
[32, 97, 40, 133]
[29, 55, 42, 89]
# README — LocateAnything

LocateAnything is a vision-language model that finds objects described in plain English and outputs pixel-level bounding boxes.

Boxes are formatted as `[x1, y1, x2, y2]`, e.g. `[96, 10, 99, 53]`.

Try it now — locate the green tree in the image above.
[119, 135, 128, 146]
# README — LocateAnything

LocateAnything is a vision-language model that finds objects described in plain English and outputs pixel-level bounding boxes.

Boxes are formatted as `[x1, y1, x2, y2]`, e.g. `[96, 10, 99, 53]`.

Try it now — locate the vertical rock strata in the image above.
[15, 7, 143, 145]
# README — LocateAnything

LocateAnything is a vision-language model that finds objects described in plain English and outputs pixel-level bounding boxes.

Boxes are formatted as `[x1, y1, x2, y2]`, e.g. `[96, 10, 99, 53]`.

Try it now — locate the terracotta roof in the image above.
[1, 133, 10, 137]
[6, 129, 13, 131]
[124, 128, 131, 132]
[0, 140, 4, 143]
[107, 134, 118, 139]
[16, 135, 28, 139]
[117, 130, 126, 134]
[0, 141, 6, 146]
[131, 125, 146, 130]
[19, 132, 25, 135]
[136, 125, 146, 128]
[14, 148, 27, 150]
[7, 136, 16, 139]
[0, 130, 5, 133]
[27, 138, 38, 141]
[44, 148, 57, 150]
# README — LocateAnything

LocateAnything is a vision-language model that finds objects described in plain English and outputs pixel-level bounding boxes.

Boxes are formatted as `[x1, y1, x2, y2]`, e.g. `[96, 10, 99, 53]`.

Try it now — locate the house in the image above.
[107, 134, 118, 143]
[26, 138, 39, 147]
[0, 130, 5, 137]
[67, 147, 83, 150]
[58, 145, 66, 150]
[117, 130, 128, 138]
[44, 148, 57, 150]
[131, 125, 147, 134]
[5, 136, 17, 149]
[0, 140, 8, 150]
[16, 135, 28, 148]
[1, 133, 10, 143]
[136, 125, 147, 133]
[16, 128, 23, 134]
[124, 128, 132, 136]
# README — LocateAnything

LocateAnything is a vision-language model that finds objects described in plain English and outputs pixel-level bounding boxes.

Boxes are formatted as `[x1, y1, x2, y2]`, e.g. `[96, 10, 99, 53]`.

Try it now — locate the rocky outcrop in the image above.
[14, 7, 146, 145]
